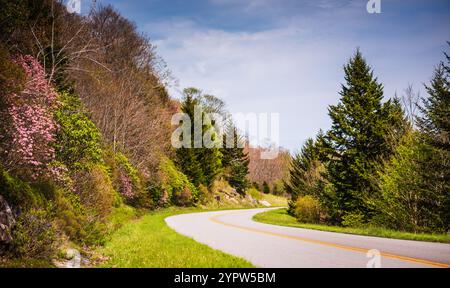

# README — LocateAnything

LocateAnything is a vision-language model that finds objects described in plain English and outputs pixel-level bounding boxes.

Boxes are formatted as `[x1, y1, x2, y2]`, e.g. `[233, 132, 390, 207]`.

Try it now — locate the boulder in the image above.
[258, 200, 271, 207]
[0, 195, 15, 244]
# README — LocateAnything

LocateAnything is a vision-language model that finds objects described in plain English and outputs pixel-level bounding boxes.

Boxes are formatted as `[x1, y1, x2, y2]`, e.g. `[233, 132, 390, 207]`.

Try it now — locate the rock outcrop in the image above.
[0, 195, 16, 244]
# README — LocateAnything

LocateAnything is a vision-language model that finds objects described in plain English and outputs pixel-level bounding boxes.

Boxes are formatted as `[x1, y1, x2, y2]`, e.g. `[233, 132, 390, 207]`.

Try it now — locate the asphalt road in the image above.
[165, 208, 450, 268]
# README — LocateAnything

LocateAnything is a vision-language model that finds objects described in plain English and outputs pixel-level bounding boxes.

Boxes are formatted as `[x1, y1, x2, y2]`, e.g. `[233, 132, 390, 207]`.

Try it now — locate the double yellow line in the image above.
[209, 213, 450, 268]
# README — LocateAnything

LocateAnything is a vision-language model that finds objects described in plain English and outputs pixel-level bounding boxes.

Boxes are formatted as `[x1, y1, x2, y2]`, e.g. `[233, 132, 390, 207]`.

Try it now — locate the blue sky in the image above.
[86, 0, 449, 152]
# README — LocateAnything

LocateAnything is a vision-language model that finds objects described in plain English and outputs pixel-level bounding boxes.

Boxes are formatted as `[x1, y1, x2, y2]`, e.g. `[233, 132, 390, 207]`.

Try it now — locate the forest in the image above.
[285, 48, 449, 234]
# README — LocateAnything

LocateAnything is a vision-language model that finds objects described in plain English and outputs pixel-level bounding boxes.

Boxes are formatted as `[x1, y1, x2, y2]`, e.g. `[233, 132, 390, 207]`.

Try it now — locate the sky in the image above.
[80, 0, 449, 153]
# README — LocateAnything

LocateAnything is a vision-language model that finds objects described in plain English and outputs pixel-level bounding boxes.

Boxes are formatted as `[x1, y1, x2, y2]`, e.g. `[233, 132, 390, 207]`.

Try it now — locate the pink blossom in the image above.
[119, 172, 135, 199]
[0, 55, 59, 181]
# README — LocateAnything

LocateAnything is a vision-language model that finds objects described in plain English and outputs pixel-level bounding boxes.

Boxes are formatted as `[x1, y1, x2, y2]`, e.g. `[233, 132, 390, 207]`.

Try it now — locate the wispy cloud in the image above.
[126, 0, 450, 151]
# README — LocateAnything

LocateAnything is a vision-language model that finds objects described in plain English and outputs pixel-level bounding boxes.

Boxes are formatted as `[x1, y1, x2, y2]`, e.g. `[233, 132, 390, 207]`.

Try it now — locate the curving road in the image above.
[165, 208, 450, 268]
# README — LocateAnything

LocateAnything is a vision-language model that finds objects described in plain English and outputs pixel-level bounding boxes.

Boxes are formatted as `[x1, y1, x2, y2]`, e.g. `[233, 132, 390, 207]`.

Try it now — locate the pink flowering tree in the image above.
[0, 55, 59, 181]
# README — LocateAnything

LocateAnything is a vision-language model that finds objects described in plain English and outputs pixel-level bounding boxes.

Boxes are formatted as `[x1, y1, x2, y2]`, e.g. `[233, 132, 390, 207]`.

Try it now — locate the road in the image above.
[165, 208, 450, 268]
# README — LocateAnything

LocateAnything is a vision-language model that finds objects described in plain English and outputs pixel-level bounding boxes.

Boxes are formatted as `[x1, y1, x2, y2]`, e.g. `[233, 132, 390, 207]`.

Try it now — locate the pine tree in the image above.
[262, 181, 270, 194]
[175, 90, 205, 186]
[221, 123, 249, 195]
[324, 50, 406, 221]
[175, 88, 223, 187]
[416, 47, 450, 231]
[284, 134, 325, 214]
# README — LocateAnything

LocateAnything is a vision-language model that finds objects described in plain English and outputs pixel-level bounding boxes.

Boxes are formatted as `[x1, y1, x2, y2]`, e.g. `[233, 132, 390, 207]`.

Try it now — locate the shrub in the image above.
[262, 181, 270, 194]
[271, 180, 285, 196]
[54, 92, 102, 169]
[173, 187, 193, 207]
[246, 187, 263, 201]
[0, 45, 25, 103]
[0, 54, 58, 181]
[0, 166, 45, 209]
[157, 157, 198, 206]
[294, 196, 321, 224]
[196, 184, 210, 205]
[374, 132, 447, 233]
[53, 181, 111, 246]
[75, 165, 115, 219]
[102, 149, 151, 207]
[10, 207, 57, 259]
[341, 212, 365, 228]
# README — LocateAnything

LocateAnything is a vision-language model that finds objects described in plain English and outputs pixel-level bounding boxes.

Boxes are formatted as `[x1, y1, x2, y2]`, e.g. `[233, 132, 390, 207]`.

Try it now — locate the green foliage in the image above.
[157, 157, 198, 206]
[108, 151, 150, 207]
[324, 50, 407, 222]
[221, 125, 249, 195]
[293, 196, 322, 224]
[271, 180, 285, 196]
[76, 165, 115, 218]
[262, 181, 270, 194]
[175, 88, 223, 187]
[416, 48, 450, 231]
[371, 48, 449, 234]
[54, 92, 102, 169]
[251, 182, 260, 191]
[254, 208, 450, 243]
[114, 152, 142, 189]
[375, 131, 447, 233]
[0, 0, 28, 44]
[10, 206, 57, 259]
[0, 166, 45, 209]
[341, 212, 365, 228]
[417, 50, 450, 152]
[0, 45, 25, 101]
[285, 134, 325, 214]
[97, 208, 254, 268]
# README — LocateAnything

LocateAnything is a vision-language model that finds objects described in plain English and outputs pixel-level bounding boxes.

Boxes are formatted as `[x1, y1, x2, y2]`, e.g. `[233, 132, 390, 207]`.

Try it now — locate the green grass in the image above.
[105, 204, 140, 233]
[97, 207, 255, 268]
[246, 188, 288, 207]
[253, 208, 450, 243]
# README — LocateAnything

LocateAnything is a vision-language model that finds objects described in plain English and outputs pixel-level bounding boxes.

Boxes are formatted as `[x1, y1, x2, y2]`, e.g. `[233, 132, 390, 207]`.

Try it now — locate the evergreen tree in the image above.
[175, 90, 205, 186]
[175, 88, 222, 187]
[221, 123, 249, 195]
[262, 181, 270, 194]
[284, 134, 325, 214]
[416, 47, 450, 231]
[324, 50, 407, 221]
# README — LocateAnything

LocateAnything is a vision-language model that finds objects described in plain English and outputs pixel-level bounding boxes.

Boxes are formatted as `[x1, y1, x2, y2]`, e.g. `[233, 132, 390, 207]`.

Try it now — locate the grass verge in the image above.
[253, 208, 450, 243]
[96, 207, 255, 268]
[246, 188, 288, 207]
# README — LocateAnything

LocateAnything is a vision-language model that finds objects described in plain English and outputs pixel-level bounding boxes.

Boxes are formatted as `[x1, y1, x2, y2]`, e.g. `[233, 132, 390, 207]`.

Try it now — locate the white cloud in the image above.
[145, 4, 448, 151]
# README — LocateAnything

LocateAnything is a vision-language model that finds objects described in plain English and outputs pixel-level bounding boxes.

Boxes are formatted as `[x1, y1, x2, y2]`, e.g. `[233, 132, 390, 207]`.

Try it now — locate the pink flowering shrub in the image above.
[0, 55, 59, 181]
[119, 172, 134, 199]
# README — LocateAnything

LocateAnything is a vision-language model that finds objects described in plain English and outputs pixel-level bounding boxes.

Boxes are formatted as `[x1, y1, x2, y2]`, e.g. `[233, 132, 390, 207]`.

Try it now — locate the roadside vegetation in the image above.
[97, 208, 254, 268]
[254, 209, 450, 243]
[0, 1, 288, 267]
[246, 188, 288, 207]
[284, 47, 449, 236]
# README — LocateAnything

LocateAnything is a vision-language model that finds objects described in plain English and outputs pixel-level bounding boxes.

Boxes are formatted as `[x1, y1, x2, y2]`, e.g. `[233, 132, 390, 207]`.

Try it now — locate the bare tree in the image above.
[401, 84, 421, 126]
[246, 144, 291, 188]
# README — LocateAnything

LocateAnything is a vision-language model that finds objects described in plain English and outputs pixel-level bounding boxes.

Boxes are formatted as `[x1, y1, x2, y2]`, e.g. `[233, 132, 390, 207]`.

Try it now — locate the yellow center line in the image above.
[209, 212, 450, 268]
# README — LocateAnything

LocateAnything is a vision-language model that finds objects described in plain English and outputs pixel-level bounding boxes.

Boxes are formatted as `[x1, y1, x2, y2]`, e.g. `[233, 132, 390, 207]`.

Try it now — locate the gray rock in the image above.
[0, 195, 15, 244]
[258, 200, 271, 207]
